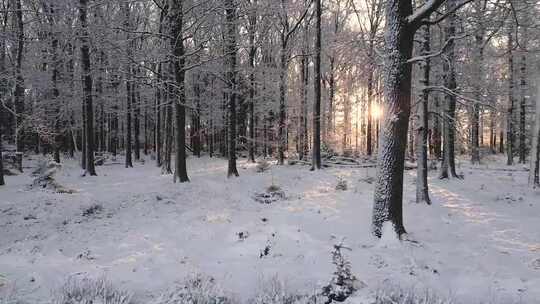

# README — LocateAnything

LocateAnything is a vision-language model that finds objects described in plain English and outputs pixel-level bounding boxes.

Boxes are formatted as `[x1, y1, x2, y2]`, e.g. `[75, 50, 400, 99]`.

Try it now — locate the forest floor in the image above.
[0, 154, 539, 303]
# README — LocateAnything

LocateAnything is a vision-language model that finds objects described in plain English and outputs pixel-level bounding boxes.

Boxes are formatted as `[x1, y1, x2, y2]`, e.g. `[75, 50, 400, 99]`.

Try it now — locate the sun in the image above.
[371, 103, 383, 119]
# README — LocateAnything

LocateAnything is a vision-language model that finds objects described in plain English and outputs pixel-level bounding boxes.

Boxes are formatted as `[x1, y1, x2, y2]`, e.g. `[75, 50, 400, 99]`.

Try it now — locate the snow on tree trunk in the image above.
[372, 0, 416, 238]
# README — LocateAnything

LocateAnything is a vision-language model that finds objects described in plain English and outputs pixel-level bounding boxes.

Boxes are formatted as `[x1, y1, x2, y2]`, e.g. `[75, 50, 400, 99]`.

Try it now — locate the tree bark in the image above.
[124, 2, 133, 168]
[311, 0, 322, 170]
[169, 0, 189, 182]
[79, 0, 96, 176]
[507, 23, 515, 166]
[439, 2, 460, 179]
[518, 32, 527, 164]
[225, 0, 239, 177]
[13, 0, 25, 152]
[470, 1, 485, 165]
[248, 0, 257, 163]
[371, 0, 446, 238]
[416, 24, 431, 205]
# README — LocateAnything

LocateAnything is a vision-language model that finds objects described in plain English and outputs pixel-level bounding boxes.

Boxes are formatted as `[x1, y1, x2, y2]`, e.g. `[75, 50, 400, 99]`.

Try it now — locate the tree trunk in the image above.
[225, 0, 239, 177]
[170, 0, 189, 183]
[13, 0, 25, 152]
[134, 70, 141, 161]
[507, 23, 515, 166]
[371, 0, 443, 238]
[80, 0, 96, 176]
[311, 0, 322, 170]
[299, 16, 309, 161]
[439, 2, 460, 179]
[124, 2, 133, 168]
[519, 33, 527, 164]
[156, 63, 163, 166]
[248, 0, 257, 163]
[416, 24, 431, 205]
[470, 1, 484, 164]
[529, 84, 540, 186]
[162, 77, 173, 175]
[0, 116, 5, 186]
[278, 38, 287, 165]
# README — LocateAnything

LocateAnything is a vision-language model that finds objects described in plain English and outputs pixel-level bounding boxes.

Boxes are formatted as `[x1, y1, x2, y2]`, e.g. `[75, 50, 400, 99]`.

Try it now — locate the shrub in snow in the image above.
[335, 178, 347, 191]
[321, 244, 362, 304]
[250, 276, 321, 304]
[253, 185, 286, 204]
[52, 276, 133, 304]
[82, 204, 103, 217]
[373, 286, 453, 304]
[28, 159, 74, 193]
[256, 159, 271, 173]
[154, 274, 233, 304]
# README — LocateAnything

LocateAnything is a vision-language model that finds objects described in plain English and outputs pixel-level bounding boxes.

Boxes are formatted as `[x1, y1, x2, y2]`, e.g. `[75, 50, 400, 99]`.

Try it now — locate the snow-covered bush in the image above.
[82, 203, 104, 217]
[250, 276, 321, 304]
[321, 244, 362, 304]
[154, 274, 233, 304]
[28, 158, 74, 193]
[373, 286, 453, 304]
[253, 185, 286, 204]
[256, 159, 271, 173]
[335, 178, 348, 191]
[52, 276, 133, 304]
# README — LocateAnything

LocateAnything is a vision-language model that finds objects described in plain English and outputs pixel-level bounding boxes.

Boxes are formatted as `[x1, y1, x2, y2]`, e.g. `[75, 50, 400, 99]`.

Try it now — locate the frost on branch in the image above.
[52, 276, 133, 304]
[153, 274, 233, 304]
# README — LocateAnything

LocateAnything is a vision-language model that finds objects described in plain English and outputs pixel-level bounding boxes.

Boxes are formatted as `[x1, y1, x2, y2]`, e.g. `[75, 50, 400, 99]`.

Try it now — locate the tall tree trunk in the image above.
[13, 0, 25, 152]
[529, 84, 540, 186]
[80, 0, 96, 176]
[518, 31, 527, 164]
[0, 112, 4, 186]
[124, 2, 133, 168]
[311, 0, 321, 170]
[134, 70, 141, 161]
[371, 0, 445, 238]
[327, 58, 335, 143]
[170, 0, 189, 182]
[431, 92, 442, 159]
[162, 77, 173, 174]
[470, 1, 484, 164]
[366, 67, 374, 156]
[248, 0, 257, 163]
[278, 37, 287, 165]
[156, 63, 163, 166]
[507, 23, 515, 166]
[439, 2, 460, 179]
[299, 16, 309, 161]
[225, 0, 239, 177]
[416, 24, 431, 205]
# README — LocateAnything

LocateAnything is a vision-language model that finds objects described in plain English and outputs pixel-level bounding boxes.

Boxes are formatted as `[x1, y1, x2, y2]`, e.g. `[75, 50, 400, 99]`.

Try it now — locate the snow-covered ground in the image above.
[1, 155, 539, 303]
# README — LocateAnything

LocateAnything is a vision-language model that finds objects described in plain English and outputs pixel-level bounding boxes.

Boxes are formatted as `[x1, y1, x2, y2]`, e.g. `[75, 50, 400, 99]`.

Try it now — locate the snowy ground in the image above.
[1, 154, 539, 303]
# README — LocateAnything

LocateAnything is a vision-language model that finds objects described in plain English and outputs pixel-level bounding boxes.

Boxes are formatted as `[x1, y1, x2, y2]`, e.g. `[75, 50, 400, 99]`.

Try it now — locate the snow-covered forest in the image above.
[1, 0, 540, 303]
